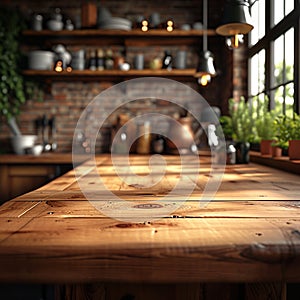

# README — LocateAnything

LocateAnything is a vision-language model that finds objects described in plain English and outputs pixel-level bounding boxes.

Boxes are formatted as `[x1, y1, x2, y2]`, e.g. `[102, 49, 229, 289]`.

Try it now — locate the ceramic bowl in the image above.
[28, 50, 55, 70]
[47, 19, 64, 31]
[11, 135, 37, 155]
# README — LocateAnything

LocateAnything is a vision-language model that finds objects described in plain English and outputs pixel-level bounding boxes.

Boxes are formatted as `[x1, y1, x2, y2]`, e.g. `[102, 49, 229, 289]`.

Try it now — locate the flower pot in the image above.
[271, 146, 282, 158]
[288, 140, 300, 160]
[260, 140, 273, 155]
[235, 142, 250, 164]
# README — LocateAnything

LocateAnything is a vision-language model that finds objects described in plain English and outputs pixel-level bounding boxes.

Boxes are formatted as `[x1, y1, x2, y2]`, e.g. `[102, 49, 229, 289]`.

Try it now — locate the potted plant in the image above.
[228, 97, 253, 163]
[286, 113, 300, 160]
[255, 97, 276, 155]
[272, 115, 290, 157]
[0, 6, 42, 153]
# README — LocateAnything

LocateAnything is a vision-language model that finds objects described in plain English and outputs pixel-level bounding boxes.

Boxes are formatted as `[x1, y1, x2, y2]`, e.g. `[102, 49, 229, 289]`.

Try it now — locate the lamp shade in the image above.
[194, 50, 217, 78]
[216, 0, 253, 36]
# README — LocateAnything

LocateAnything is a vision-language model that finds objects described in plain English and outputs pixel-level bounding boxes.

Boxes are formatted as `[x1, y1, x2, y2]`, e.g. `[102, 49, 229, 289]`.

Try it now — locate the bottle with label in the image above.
[162, 50, 173, 70]
[96, 48, 104, 70]
[88, 49, 97, 70]
[105, 49, 114, 70]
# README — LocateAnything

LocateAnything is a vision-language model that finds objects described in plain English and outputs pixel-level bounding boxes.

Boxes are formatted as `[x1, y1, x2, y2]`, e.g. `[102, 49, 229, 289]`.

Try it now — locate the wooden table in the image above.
[1, 154, 300, 299]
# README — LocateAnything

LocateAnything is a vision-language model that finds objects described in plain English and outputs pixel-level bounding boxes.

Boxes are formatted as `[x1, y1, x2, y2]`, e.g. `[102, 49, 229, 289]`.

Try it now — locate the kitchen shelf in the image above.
[22, 29, 210, 81]
[22, 29, 216, 46]
[23, 69, 198, 81]
[23, 28, 216, 37]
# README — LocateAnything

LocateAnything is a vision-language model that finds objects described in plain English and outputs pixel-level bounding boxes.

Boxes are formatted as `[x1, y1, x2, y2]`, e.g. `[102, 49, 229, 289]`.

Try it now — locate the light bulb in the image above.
[141, 20, 148, 32]
[198, 74, 211, 86]
[225, 34, 244, 49]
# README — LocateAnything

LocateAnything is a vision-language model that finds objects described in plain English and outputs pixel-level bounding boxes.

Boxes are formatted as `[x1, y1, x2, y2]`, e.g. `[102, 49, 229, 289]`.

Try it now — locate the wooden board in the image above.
[1, 154, 300, 285]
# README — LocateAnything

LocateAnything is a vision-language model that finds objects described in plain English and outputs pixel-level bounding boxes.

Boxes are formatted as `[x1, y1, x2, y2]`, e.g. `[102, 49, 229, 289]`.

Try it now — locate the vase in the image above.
[288, 140, 300, 160]
[235, 142, 250, 164]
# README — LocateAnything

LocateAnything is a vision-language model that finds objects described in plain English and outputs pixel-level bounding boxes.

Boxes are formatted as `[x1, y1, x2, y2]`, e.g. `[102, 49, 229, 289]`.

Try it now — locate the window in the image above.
[248, 0, 299, 116]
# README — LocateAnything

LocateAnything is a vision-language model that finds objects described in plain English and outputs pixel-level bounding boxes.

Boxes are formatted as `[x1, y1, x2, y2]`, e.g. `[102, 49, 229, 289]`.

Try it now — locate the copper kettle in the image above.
[166, 116, 201, 154]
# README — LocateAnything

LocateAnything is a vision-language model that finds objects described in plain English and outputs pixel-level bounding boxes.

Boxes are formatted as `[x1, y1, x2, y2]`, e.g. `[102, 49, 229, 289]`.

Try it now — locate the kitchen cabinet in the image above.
[0, 153, 77, 204]
[22, 28, 216, 81]
[0, 164, 57, 203]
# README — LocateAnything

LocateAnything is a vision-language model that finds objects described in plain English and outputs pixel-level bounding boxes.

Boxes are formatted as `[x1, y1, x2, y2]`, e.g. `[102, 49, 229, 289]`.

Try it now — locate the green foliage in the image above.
[229, 97, 256, 143]
[273, 115, 290, 149]
[219, 115, 233, 140]
[286, 113, 300, 140]
[255, 96, 276, 140]
[0, 6, 42, 121]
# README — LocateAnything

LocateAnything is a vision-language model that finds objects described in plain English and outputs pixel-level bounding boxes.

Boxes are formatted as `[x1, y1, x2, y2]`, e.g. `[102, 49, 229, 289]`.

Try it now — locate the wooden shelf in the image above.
[22, 29, 217, 46]
[23, 69, 198, 81]
[23, 28, 216, 37]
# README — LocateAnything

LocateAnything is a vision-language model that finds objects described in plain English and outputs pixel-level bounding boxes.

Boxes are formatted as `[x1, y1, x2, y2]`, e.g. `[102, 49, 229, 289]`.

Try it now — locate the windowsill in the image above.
[250, 151, 300, 175]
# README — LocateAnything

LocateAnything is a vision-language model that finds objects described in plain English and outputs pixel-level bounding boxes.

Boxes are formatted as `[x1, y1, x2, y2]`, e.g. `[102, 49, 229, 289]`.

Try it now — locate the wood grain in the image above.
[1, 154, 300, 285]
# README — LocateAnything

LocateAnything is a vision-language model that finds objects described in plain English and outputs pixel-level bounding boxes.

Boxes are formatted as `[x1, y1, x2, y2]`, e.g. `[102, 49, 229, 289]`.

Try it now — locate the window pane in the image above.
[285, 28, 294, 81]
[273, 0, 284, 26]
[285, 0, 294, 16]
[249, 50, 265, 96]
[250, 0, 265, 46]
[273, 35, 284, 86]
[258, 50, 265, 92]
[273, 86, 284, 115]
[249, 54, 258, 95]
[285, 82, 294, 118]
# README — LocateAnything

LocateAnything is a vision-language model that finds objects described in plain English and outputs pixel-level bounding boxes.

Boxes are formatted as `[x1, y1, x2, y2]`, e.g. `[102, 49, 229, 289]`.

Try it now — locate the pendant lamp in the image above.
[194, 0, 217, 86]
[216, 0, 253, 49]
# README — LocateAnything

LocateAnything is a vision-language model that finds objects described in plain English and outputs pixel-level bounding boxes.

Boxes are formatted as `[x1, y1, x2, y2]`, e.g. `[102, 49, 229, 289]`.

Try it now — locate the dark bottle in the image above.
[88, 49, 97, 70]
[162, 50, 173, 70]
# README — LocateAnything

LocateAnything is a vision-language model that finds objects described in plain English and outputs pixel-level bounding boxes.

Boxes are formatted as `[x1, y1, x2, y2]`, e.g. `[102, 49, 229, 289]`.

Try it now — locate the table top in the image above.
[1, 154, 300, 284]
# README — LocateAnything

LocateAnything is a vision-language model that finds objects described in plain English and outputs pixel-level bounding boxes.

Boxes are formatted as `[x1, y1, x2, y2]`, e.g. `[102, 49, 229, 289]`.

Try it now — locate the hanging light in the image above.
[194, 0, 217, 86]
[194, 51, 216, 86]
[216, 0, 253, 49]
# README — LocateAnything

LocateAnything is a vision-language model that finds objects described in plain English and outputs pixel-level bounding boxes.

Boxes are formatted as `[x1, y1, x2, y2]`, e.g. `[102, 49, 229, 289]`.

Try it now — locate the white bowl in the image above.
[11, 135, 37, 155]
[47, 19, 64, 31]
[28, 51, 55, 70]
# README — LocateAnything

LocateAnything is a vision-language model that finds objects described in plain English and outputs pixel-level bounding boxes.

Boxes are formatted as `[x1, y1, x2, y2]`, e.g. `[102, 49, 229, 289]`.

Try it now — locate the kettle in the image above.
[166, 116, 200, 154]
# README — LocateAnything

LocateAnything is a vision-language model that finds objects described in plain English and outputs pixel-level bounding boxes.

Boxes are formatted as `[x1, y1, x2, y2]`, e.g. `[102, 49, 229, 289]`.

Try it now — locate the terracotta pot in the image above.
[288, 140, 300, 160]
[271, 146, 282, 158]
[260, 140, 273, 155]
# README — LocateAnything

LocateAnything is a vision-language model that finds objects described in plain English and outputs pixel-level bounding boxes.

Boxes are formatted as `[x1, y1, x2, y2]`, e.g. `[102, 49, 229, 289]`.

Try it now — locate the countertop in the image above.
[0, 152, 75, 164]
[1, 154, 300, 284]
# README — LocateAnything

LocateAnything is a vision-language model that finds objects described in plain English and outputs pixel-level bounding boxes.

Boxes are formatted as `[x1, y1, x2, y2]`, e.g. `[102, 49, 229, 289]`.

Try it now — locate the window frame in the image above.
[248, 0, 300, 114]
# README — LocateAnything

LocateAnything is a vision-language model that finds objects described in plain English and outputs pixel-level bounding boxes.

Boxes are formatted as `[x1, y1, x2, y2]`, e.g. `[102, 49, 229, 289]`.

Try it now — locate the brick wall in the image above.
[0, 0, 247, 153]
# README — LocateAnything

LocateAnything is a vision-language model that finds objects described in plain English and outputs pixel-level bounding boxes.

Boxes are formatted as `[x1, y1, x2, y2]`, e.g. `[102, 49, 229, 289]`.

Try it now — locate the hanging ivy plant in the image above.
[0, 6, 42, 121]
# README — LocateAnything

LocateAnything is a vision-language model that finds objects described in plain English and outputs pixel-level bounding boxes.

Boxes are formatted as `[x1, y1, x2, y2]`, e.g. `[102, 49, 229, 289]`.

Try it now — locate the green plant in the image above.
[286, 113, 300, 140]
[219, 115, 233, 140]
[0, 6, 42, 121]
[272, 115, 290, 149]
[228, 97, 254, 143]
[255, 97, 276, 140]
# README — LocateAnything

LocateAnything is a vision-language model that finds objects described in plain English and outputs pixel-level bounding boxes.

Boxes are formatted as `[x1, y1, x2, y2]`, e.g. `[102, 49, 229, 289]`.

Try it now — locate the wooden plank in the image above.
[0, 217, 34, 243]
[245, 283, 286, 300]
[1, 217, 300, 282]
[0, 201, 46, 218]
[21, 199, 300, 219]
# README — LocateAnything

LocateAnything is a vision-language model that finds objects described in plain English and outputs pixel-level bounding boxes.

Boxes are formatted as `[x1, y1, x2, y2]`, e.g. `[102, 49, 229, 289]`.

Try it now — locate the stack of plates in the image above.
[99, 17, 132, 30]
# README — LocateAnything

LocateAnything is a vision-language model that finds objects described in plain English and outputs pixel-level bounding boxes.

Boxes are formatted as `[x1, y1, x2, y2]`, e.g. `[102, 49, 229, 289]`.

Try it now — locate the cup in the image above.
[134, 54, 144, 70]
[175, 51, 187, 69]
